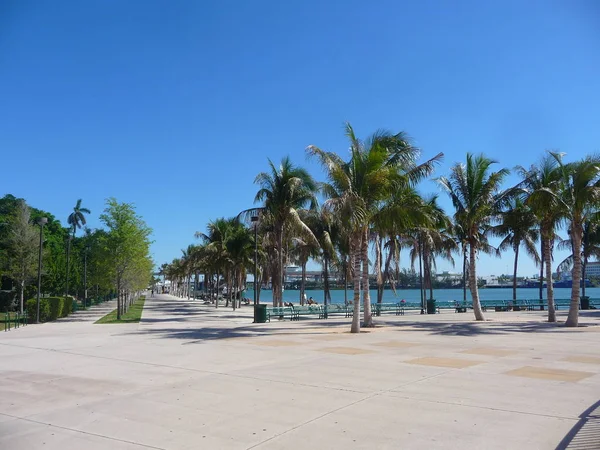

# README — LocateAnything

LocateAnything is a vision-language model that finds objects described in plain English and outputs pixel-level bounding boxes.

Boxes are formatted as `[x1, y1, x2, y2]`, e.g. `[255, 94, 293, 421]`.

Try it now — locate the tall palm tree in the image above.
[66, 199, 90, 300]
[308, 123, 441, 332]
[438, 154, 510, 321]
[489, 196, 540, 301]
[252, 157, 318, 307]
[551, 153, 600, 327]
[521, 156, 564, 322]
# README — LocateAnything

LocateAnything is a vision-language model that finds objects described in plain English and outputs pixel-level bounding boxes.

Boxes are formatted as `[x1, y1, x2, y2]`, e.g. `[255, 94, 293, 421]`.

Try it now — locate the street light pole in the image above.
[251, 216, 258, 306]
[36, 217, 48, 323]
[84, 245, 90, 309]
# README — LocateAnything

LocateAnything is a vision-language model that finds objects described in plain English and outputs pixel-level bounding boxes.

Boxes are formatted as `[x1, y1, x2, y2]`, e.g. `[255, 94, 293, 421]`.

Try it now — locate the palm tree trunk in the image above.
[215, 271, 220, 308]
[469, 240, 485, 321]
[419, 238, 424, 312]
[351, 231, 362, 333]
[362, 227, 373, 327]
[232, 269, 237, 311]
[544, 232, 556, 322]
[375, 235, 384, 307]
[278, 225, 284, 308]
[323, 257, 331, 305]
[566, 223, 583, 327]
[300, 259, 306, 305]
[344, 257, 348, 306]
[512, 244, 519, 302]
[462, 247, 467, 303]
[539, 236, 544, 301]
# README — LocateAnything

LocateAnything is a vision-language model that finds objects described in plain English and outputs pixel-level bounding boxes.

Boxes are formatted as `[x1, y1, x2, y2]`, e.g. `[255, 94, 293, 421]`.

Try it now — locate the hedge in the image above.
[26, 297, 74, 323]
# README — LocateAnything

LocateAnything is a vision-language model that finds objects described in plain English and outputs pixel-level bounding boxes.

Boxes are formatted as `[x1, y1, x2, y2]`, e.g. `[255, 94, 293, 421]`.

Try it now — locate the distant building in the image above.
[585, 261, 600, 277]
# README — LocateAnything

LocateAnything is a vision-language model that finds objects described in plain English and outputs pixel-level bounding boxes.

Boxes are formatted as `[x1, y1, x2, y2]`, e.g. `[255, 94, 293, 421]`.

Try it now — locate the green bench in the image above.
[372, 303, 402, 316]
[290, 305, 326, 320]
[266, 307, 293, 322]
[480, 300, 509, 312]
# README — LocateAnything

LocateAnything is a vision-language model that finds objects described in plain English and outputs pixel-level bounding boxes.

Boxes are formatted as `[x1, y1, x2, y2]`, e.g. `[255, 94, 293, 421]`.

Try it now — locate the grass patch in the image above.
[95, 296, 146, 324]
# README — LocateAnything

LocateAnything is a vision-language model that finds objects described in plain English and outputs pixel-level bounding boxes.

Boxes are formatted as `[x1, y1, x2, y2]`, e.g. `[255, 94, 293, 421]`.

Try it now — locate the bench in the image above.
[372, 303, 402, 316]
[480, 300, 509, 312]
[290, 305, 326, 320]
[399, 303, 424, 315]
[266, 307, 293, 322]
[453, 301, 469, 313]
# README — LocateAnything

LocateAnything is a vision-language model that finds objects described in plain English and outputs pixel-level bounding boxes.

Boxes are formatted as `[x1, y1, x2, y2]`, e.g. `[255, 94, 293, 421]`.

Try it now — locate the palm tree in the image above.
[551, 153, 600, 327]
[196, 218, 232, 308]
[558, 220, 600, 300]
[252, 157, 318, 307]
[438, 154, 509, 321]
[521, 156, 564, 322]
[308, 123, 442, 332]
[304, 208, 337, 305]
[66, 199, 90, 301]
[402, 196, 456, 309]
[225, 220, 254, 309]
[489, 196, 540, 301]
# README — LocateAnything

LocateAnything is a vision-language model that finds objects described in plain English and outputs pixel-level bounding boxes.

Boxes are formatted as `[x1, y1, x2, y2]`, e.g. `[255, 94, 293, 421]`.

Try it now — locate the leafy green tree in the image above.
[438, 154, 509, 321]
[4, 201, 38, 313]
[99, 198, 152, 320]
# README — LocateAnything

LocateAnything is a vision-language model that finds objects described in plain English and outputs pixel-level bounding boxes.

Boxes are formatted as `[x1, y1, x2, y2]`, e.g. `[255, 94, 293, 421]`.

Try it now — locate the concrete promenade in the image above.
[1, 293, 599, 449]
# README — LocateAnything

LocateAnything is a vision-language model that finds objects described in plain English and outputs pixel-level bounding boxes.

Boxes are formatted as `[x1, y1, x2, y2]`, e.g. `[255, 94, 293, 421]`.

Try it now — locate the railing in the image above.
[4, 311, 28, 332]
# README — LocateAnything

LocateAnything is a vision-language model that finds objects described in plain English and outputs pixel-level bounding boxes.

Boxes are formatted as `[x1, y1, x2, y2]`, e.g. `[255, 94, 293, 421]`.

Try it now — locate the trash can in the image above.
[426, 299, 437, 314]
[254, 304, 267, 323]
[581, 296, 590, 310]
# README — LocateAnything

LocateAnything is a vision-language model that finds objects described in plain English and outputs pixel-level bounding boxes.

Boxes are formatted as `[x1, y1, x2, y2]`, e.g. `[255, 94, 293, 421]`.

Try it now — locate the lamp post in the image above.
[251, 216, 259, 306]
[36, 217, 48, 323]
[84, 245, 90, 309]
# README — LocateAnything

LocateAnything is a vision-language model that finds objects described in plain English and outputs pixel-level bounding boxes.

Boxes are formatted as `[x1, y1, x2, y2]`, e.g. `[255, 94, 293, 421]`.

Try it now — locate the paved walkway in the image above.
[1, 293, 600, 449]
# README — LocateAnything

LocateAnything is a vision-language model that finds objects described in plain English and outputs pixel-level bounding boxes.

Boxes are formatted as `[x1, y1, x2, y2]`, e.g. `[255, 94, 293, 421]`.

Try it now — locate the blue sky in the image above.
[2, 0, 599, 277]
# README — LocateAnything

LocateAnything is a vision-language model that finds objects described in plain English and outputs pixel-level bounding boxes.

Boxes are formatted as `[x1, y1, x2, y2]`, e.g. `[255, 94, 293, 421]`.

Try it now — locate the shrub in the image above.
[26, 298, 50, 323]
[26, 297, 74, 323]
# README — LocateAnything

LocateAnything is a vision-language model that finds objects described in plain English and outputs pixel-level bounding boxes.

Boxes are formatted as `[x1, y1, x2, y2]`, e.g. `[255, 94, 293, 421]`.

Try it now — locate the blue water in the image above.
[249, 287, 599, 304]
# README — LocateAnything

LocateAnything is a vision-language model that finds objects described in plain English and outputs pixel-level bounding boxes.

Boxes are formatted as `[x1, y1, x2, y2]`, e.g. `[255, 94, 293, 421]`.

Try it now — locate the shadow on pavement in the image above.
[556, 399, 600, 449]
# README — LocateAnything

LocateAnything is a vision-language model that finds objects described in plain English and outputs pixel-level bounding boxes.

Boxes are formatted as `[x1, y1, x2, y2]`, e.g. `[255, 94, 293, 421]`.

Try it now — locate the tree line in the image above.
[160, 123, 600, 333]
[0, 195, 153, 320]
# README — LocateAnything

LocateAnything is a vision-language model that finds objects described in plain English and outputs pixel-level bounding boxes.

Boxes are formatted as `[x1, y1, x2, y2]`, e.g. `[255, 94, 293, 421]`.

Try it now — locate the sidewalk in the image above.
[0, 293, 599, 449]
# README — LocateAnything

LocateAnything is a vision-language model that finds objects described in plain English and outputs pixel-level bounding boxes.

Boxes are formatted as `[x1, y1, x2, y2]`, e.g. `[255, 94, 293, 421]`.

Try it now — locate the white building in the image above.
[585, 261, 600, 277]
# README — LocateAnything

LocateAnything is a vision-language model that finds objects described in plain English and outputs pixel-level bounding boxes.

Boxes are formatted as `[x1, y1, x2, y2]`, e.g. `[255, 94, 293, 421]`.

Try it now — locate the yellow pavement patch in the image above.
[318, 347, 373, 355]
[250, 340, 299, 347]
[563, 356, 600, 365]
[461, 348, 516, 357]
[372, 341, 420, 348]
[406, 357, 483, 369]
[506, 366, 594, 382]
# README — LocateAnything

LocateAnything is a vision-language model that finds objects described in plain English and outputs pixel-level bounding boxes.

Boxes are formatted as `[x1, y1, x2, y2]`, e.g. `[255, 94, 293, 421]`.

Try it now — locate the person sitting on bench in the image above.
[284, 302, 294, 307]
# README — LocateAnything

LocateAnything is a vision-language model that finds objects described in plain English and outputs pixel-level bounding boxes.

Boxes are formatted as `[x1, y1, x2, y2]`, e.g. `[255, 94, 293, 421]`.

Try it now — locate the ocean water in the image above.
[248, 287, 600, 305]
